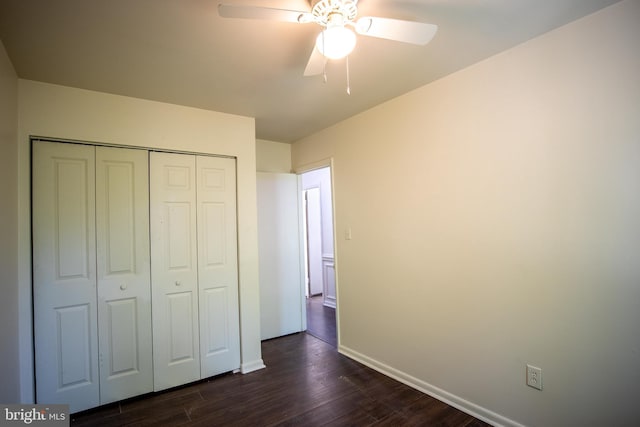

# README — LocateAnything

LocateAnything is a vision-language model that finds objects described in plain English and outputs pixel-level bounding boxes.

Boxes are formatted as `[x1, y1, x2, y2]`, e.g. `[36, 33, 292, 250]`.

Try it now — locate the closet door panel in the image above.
[167, 292, 197, 362]
[166, 202, 193, 269]
[202, 287, 230, 355]
[32, 141, 99, 413]
[96, 147, 152, 404]
[197, 156, 240, 377]
[150, 152, 200, 391]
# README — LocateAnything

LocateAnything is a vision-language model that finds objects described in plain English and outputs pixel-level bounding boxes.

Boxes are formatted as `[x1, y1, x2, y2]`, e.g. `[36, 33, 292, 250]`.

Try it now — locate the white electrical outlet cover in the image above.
[526, 364, 543, 390]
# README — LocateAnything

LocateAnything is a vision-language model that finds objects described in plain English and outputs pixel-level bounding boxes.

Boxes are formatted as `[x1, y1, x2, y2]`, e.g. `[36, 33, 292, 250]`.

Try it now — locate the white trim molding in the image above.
[321, 254, 336, 309]
[240, 359, 266, 374]
[338, 345, 525, 427]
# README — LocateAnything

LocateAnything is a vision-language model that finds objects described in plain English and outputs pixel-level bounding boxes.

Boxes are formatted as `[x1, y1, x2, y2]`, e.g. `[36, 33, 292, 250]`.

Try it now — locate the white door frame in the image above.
[295, 158, 339, 345]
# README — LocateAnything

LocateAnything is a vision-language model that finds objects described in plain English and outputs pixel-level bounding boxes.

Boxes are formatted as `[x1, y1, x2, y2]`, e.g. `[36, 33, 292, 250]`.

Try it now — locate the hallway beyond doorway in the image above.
[306, 295, 336, 348]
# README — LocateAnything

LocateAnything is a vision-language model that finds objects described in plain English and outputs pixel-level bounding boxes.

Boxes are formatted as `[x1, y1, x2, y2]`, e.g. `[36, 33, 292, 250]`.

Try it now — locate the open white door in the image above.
[257, 172, 304, 340]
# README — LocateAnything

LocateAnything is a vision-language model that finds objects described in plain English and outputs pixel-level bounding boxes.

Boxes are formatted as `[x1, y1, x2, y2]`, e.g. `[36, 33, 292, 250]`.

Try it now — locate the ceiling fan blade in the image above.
[304, 47, 326, 76]
[355, 17, 437, 45]
[218, 4, 312, 23]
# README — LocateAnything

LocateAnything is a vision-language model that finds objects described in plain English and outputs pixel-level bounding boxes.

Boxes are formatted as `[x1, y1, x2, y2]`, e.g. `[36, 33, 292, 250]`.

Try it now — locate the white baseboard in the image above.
[338, 344, 524, 427]
[240, 359, 266, 374]
[323, 297, 336, 309]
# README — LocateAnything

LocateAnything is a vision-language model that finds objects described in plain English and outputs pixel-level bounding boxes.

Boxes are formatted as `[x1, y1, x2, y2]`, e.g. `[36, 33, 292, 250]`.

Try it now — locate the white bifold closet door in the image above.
[150, 152, 240, 392]
[95, 147, 153, 404]
[33, 142, 99, 412]
[33, 141, 152, 413]
[196, 155, 240, 378]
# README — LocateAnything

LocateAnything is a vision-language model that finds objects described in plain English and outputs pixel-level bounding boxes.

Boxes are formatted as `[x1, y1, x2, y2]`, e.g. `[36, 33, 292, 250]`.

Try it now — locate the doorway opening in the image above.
[300, 166, 337, 347]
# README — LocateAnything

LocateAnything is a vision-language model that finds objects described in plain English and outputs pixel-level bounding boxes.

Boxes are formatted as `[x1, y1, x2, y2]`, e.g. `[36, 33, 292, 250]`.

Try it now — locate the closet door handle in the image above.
[120, 283, 127, 291]
[175, 281, 182, 287]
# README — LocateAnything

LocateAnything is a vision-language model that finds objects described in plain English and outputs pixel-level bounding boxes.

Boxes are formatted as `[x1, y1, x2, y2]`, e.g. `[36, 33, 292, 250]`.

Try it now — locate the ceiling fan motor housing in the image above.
[310, 0, 358, 26]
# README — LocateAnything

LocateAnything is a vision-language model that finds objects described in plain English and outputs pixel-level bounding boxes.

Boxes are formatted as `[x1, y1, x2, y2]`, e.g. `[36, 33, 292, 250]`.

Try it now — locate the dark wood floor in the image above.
[306, 295, 337, 347]
[71, 333, 490, 426]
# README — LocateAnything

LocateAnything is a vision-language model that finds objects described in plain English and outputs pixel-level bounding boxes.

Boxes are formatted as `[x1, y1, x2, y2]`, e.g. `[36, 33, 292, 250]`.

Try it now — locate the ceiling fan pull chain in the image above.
[346, 55, 351, 95]
[323, 59, 328, 83]
[322, 30, 328, 83]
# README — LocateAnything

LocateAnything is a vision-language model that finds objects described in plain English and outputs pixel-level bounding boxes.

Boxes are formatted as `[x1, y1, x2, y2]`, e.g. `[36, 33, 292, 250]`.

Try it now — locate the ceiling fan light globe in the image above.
[316, 26, 356, 59]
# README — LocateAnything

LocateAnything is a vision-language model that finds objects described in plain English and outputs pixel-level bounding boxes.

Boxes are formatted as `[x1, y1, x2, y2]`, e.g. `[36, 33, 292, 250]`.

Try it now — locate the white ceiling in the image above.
[0, 0, 621, 142]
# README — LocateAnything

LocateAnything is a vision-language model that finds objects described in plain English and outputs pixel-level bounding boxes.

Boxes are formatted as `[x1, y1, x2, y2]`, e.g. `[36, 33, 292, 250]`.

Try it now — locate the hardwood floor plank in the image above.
[71, 333, 491, 427]
[323, 410, 379, 426]
[306, 296, 337, 347]
[273, 391, 368, 426]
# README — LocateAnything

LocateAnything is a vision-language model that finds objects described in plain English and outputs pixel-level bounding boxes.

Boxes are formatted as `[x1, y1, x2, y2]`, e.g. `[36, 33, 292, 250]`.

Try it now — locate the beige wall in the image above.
[17, 80, 264, 402]
[292, 1, 640, 426]
[0, 40, 20, 403]
[256, 139, 292, 173]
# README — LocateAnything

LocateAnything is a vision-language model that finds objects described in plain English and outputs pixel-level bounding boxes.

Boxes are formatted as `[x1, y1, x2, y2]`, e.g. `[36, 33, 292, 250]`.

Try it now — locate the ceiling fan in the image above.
[218, 0, 438, 77]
